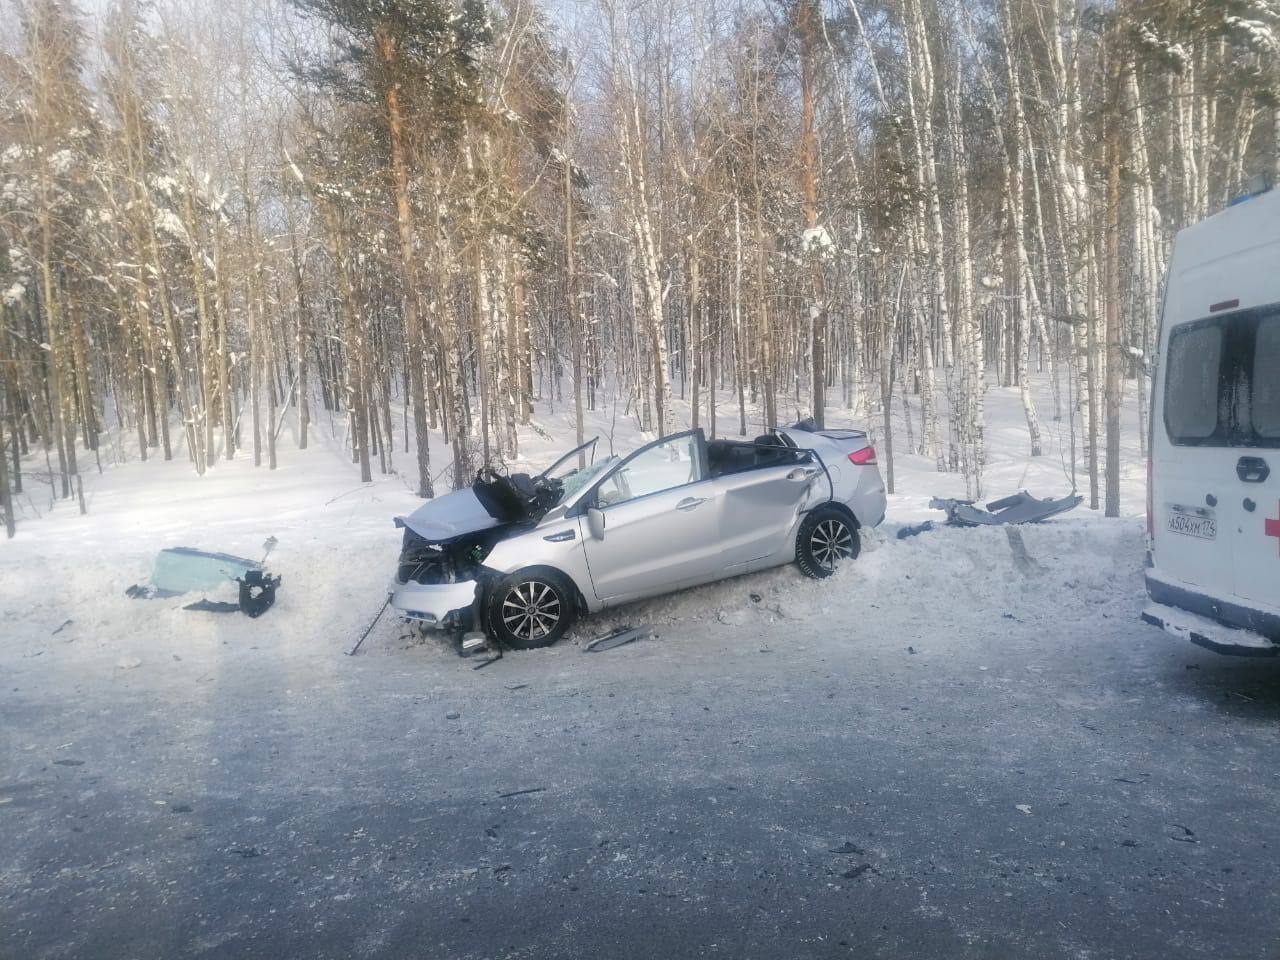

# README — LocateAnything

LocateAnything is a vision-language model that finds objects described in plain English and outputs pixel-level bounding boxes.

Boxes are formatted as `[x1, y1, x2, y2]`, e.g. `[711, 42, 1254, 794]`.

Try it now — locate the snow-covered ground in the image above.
[1, 371, 1148, 672]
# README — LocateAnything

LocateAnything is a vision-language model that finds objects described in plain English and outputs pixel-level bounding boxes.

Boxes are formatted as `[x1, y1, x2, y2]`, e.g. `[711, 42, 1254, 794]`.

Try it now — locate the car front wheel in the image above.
[484, 570, 576, 649]
[795, 507, 860, 579]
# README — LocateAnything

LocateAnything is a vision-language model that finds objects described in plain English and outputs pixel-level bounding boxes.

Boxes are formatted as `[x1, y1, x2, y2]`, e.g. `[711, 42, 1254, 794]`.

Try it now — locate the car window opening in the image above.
[1164, 303, 1280, 448]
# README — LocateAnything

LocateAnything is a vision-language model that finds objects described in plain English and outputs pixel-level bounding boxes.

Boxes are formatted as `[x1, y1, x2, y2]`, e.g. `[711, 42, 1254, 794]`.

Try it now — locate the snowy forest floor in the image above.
[5, 374, 1280, 959]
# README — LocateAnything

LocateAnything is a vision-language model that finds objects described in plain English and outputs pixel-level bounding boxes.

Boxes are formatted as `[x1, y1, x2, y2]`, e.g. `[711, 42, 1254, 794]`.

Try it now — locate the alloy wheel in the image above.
[501, 581, 562, 642]
[810, 519, 854, 570]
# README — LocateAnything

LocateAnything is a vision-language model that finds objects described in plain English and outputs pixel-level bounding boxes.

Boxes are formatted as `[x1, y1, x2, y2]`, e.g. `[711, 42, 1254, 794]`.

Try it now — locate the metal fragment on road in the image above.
[585, 624, 657, 653]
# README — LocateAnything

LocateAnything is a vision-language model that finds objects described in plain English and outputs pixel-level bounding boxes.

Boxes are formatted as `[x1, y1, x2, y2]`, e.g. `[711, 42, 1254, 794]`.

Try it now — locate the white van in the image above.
[1143, 184, 1280, 656]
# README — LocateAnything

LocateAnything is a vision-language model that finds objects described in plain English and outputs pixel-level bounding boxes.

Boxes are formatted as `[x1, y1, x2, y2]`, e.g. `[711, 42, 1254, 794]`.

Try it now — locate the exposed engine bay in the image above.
[471, 468, 565, 525]
[395, 468, 566, 588]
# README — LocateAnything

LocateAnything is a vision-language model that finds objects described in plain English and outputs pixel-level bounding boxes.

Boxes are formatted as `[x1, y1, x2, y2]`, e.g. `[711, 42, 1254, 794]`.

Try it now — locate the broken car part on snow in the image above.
[896, 491, 1083, 539]
[584, 624, 659, 652]
[125, 538, 282, 619]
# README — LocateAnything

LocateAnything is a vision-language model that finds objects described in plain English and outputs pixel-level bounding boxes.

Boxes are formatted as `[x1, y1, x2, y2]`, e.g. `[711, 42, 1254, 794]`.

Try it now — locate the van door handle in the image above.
[1237, 457, 1270, 484]
[676, 497, 707, 511]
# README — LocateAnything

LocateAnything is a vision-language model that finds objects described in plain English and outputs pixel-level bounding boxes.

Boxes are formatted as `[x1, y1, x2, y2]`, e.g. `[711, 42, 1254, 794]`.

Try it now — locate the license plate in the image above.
[1168, 506, 1217, 541]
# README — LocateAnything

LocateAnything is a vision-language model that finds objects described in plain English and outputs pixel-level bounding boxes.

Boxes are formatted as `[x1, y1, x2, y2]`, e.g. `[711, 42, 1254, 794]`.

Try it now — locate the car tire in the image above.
[795, 506, 860, 579]
[484, 569, 576, 650]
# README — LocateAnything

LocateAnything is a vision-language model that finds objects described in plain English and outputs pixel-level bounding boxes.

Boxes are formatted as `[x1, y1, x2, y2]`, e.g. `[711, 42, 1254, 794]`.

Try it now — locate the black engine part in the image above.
[237, 570, 281, 618]
[472, 469, 563, 524]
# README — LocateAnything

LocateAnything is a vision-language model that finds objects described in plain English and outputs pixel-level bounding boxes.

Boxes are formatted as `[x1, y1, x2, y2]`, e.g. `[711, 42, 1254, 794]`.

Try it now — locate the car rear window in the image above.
[1254, 316, 1280, 440]
[1165, 324, 1221, 441]
[1164, 304, 1280, 448]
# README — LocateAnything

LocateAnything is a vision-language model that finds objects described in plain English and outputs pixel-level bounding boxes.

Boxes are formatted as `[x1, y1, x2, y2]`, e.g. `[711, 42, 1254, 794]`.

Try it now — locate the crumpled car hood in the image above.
[395, 489, 503, 543]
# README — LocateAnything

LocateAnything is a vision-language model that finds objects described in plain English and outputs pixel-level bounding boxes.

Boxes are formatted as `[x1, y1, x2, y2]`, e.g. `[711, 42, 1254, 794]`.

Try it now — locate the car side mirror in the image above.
[586, 507, 606, 541]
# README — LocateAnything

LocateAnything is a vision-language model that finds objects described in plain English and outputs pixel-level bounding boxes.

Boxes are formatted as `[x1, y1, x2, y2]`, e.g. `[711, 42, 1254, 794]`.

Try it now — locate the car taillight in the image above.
[849, 446, 878, 466]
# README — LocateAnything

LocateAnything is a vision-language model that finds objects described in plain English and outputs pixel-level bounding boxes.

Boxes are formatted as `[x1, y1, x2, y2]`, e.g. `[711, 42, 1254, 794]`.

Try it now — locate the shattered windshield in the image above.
[552, 456, 617, 505]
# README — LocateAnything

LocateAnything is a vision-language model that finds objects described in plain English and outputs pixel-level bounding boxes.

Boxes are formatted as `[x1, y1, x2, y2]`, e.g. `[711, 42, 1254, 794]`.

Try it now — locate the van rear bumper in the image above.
[1142, 603, 1278, 657]
[1145, 572, 1280, 647]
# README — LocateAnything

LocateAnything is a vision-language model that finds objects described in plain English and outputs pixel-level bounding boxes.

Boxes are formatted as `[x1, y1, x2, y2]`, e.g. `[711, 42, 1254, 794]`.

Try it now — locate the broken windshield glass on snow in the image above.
[130, 547, 261, 598]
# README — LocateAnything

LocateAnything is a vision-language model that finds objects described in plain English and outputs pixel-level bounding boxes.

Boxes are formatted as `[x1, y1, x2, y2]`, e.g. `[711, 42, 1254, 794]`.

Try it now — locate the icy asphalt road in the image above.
[4, 522, 1280, 959]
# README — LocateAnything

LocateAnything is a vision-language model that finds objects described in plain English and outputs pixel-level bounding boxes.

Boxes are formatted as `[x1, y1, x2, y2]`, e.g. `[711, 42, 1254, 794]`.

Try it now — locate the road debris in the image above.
[585, 624, 657, 653]
[347, 596, 391, 656]
[903, 491, 1084, 538]
[830, 842, 867, 855]
[497, 787, 546, 799]
[127, 542, 282, 618]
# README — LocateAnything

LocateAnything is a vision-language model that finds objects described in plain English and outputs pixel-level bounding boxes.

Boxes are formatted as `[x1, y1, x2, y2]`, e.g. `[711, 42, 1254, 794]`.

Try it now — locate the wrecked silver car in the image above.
[390, 426, 886, 649]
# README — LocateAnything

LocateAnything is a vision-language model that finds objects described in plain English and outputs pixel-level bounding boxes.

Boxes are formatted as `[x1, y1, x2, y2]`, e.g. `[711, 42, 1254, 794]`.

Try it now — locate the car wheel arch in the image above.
[795, 503, 862, 579]
[482, 563, 590, 617]
[812, 499, 860, 530]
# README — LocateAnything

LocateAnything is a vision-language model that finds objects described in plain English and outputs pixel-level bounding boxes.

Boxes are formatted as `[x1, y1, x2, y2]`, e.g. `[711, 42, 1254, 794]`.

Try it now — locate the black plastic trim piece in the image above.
[1238, 456, 1271, 483]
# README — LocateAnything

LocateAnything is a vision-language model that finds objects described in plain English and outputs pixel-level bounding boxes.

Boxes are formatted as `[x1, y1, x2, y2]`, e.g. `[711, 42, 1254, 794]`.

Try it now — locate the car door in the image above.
[1231, 307, 1280, 610]
[579, 430, 720, 602]
[1153, 315, 1239, 600]
[715, 453, 819, 568]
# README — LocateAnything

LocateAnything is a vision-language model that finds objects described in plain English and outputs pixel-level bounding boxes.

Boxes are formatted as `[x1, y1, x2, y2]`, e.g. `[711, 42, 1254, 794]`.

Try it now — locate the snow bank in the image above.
[566, 517, 1144, 655]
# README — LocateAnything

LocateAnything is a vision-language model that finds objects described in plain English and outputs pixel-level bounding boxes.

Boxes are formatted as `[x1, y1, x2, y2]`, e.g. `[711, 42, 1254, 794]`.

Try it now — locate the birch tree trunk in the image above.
[899, 0, 943, 466]
[618, 79, 672, 435]
[1103, 40, 1125, 518]
[797, 0, 827, 428]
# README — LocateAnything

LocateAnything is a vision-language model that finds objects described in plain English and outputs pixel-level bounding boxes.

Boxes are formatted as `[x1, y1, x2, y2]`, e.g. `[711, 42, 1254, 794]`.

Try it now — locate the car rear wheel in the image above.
[484, 570, 575, 649]
[796, 507, 860, 579]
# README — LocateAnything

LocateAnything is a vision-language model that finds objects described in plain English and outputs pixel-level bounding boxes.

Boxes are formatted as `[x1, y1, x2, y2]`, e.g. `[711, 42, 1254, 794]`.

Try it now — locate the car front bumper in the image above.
[389, 579, 479, 629]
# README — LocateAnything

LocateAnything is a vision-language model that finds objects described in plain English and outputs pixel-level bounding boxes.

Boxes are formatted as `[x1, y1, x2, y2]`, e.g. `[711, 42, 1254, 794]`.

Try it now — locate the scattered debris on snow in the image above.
[585, 624, 658, 653]
[900, 491, 1083, 537]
